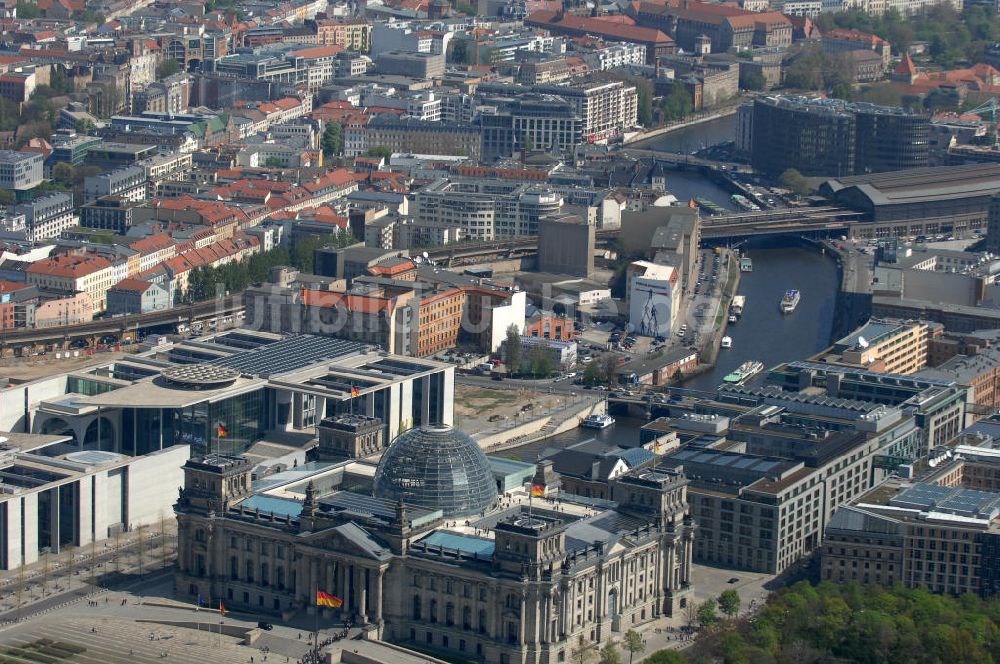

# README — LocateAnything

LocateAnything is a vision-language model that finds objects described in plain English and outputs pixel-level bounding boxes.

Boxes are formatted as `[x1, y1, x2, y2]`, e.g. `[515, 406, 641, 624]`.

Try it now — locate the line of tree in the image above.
[814, 4, 998, 67]
[184, 231, 356, 302]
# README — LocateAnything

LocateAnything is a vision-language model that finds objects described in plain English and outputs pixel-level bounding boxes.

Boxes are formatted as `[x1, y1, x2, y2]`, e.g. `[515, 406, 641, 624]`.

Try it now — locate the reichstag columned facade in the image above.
[174, 423, 695, 664]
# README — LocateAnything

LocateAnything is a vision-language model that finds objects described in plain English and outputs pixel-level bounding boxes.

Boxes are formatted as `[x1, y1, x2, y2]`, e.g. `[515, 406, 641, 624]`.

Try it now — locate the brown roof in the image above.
[895, 53, 917, 77]
[526, 11, 673, 44]
[110, 278, 153, 294]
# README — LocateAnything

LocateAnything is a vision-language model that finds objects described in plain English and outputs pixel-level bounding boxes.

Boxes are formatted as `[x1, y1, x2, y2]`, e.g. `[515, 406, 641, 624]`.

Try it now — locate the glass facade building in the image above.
[121, 389, 274, 457]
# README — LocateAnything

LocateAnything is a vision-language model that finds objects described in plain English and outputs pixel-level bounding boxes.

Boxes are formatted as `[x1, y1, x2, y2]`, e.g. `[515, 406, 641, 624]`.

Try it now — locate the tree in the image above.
[16, 0, 41, 18]
[73, 9, 105, 23]
[583, 360, 603, 386]
[504, 324, 522, 374]
[742, 71, 767, 91]
[780, 168, 813, 196]
[697, 599, 718, 627]
[602, 354, 618, 386]
[74, 118, 94, 134]
[156, 58, 182, 80]
[598, 640, 620, 664]
[643, 651, 685, 664]
[526, 345, 554, 378]
[366, 146, 392, 159]
[0, 189, 14, 205]
[321, 121, 343, 158]
[264, 157, 284, 169]
[718, 589, 741, 618]
[50, 67, 74, 95]
[571, 635, 595, 664]
[622, 630, 644, 664]
[451, 38, 469, 64]
[52, 162, 75, 187]
[830, 81, 855, 101]
[659, 84, 693, 121]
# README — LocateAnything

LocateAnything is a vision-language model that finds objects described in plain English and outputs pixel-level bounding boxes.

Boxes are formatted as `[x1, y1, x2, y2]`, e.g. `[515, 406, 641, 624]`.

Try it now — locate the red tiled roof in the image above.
[824, 28, 887, 47]
[128, 232, 175, 256]
[26, 255, 111, 279]
[301, 289, 393, 313]
[368, 259, 415, 277]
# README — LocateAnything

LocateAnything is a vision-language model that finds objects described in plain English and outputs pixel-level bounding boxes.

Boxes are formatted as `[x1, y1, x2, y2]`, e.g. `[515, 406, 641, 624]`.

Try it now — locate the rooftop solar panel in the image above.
[211, 335, 366, 377]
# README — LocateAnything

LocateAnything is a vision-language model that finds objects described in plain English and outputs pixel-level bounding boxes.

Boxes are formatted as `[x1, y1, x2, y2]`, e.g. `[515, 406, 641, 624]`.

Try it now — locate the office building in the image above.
[537, 215, 595, 278]
[810, 318, 939, 374]
[376, 51, 445, 79]
[413, 179, 564, 240]
[80, 196, 144, 234]
[660, 426, 880, 575]
[85, 143, 159, 170]
[480, 94, 584, 161]
[47, 131, 103, 169]
[750, 95, 929, 177]
[478, 80, 638, 143]
[823, 444, 1000, 597]
[363, 115, 481, 160]
[83, 164, 148, 203]
[767, 361, 968, 452]
[0, 151, 43, 191]
[0, 332, 455, 458]
[0, 434, 190, 570]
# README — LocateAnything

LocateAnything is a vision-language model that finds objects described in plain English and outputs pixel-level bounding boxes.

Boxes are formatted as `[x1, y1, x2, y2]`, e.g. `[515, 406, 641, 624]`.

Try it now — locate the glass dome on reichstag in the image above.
[373, 424, 498, 518]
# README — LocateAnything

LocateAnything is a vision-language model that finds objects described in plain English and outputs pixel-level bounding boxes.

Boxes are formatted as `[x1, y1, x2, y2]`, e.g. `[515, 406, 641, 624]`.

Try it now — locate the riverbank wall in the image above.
[478, 399, 606, 454]
[625, 106, 740, 147]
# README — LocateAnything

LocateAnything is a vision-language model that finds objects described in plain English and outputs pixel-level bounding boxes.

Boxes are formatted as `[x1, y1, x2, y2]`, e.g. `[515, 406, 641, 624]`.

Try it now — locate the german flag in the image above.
[316, 591, 343, 608]
[217, 422, 228, 438]
[530, 484, 545, 497]
[219, 601, 226, 616]
[351, 386, 360, 398]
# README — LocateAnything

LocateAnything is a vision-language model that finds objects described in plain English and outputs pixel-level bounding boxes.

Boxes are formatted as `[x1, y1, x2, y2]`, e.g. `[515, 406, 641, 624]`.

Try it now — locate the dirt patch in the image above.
[455, 384, 567, 434]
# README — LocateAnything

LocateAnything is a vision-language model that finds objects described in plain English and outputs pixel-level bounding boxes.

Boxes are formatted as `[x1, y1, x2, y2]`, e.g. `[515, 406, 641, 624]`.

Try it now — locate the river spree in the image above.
[644, 113, 737, 153]
[687, 241, 839, 390]
[504, 243, 840, 460]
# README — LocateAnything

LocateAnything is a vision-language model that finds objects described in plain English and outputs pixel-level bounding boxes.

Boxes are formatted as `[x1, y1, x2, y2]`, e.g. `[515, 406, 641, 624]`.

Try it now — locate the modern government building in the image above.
[0, 330, 455, 570]
[0, 331, 454, 458]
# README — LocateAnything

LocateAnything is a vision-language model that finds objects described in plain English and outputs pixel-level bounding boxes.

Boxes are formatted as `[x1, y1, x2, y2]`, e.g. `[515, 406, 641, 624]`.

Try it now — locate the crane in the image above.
[962, 97, 999, 145]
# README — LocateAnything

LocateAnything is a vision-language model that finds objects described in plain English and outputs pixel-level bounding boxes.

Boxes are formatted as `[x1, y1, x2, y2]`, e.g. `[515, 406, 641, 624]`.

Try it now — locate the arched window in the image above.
[445, 602, 454, 626]
[478, 608, 487, 634]
[463, 606, 472, 630]
[429, 598, 438, 623]
[412, 594, 421, 620]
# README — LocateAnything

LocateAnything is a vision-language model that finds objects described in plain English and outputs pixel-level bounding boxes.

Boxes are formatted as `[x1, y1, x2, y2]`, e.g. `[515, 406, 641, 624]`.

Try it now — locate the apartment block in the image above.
[26, 254, 116, 312]
[13, 193, 76, 242]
